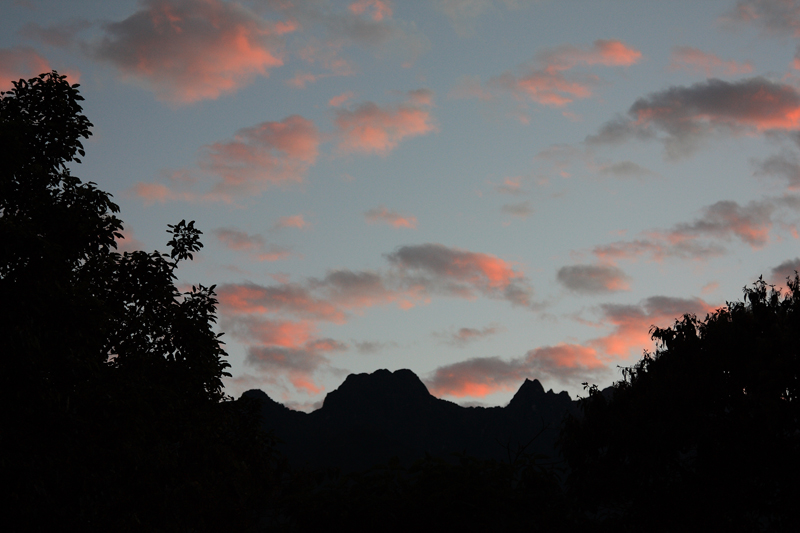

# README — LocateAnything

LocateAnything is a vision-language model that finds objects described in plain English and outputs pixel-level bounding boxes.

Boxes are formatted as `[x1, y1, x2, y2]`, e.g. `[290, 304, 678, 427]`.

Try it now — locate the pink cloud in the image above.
[114, 227, 145, 253]
[364, 206, 418, 228]
[213, 227, 290, 262]
[335, 92, 436, 155]
[425, 343, 606, 398]
[0, 46, 49, 85]
[245, 332, 346, 395]
[275, 214, 309, 229]
[348, 0, 393, 21]
[329, 90, 355, 107]
[668, 46, 753, 76]
[538, 39, 642, 72]
[131, 114, 320, 204]
[93, 0, 290, 104]
[217, 282, 345, 322]
[588, 296, 715, 358]
[425, 295, 717, 398]
[489, 39, 641, 107]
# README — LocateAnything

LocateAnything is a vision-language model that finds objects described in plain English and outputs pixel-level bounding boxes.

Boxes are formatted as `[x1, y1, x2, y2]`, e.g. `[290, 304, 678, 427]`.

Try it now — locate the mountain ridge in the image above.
[242, 369, 579, 472]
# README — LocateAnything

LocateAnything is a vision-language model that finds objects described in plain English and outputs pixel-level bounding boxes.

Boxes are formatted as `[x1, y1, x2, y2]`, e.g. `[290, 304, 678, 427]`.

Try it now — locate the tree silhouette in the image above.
[560, 276, 800, 531]
[1, 72, 277, 531]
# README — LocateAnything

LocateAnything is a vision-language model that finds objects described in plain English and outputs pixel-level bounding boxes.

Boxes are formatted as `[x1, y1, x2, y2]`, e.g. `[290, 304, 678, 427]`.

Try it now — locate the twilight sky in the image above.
[5, 0, 800, 410]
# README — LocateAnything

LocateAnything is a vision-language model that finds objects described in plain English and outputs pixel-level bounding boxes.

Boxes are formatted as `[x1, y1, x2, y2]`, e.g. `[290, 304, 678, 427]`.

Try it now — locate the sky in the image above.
[4, 0, 800, 410]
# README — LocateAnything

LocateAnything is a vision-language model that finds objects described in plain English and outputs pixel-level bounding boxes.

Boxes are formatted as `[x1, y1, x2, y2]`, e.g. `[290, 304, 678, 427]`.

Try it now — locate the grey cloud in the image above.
[587, 78, 800, 159]
[386, 243, 535, 307]
[557, 264, 630, 294]
[501, 201, 533, 218]
[769, 257, 800, 285]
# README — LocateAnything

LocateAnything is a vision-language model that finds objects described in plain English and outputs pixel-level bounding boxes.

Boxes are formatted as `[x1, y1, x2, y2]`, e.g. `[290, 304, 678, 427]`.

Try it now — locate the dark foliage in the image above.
[1, 72, 277, 532]
[275, 450, 570, 531]
[560, 276, 800, 531]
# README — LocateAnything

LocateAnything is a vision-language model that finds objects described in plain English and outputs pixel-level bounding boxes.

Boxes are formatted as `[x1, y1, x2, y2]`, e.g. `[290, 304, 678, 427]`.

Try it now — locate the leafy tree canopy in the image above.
[1, 71, 274, 531]
[560, 275, 800, 531]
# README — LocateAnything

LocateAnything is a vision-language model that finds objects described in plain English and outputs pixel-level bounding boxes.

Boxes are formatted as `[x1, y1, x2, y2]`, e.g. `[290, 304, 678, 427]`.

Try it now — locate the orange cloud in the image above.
[0, 46, 49, 85]
[93, 0, 290, 103]
[668, 46, 753, 76]
[335, 93, 436, 155]
[364, 206, 418, 228]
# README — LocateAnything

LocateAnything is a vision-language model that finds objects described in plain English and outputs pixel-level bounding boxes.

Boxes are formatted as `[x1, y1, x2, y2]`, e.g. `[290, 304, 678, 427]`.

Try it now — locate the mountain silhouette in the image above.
[243, 369, 578, 472]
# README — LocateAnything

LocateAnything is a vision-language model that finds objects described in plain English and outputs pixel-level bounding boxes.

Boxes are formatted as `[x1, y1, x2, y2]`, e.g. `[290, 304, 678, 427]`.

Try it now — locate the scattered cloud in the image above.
[701, 281, 720, 295]
[275, 214, 310, 229]
[501, 201, 533, 218]
[114, 227, 145, 253]
[425, 295, 715, 397]
[335, 91, 436, 155]
[348, 0, 393, 22]
[329, 90, 355, 107]
[592, 197, 797, 263]
[132, 114, 320, 203]
[386, 243, 534, 307]
[753, 150, 800, 189]
[0, 46, 50, 84]
[668, 46, 753, 76]
[213, 227, 290, 261]
[769, 257, 800, 285]
[19, 20, 92, 48]
[493, 177, 526, 195]
[557, 264, 631, 294]
[587, 77, 800, 159]
[596, 160, 657, 180]
[723, 0, 800, 35]
[488, 39, 641, 107]
[216, 242, 535, 393]
[448, 74, 493, 100]
[435, 324, 503, 347]
[365, 206, 418, 228]
[352, 340, 396, 354]
[91, 0, 291, 104]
